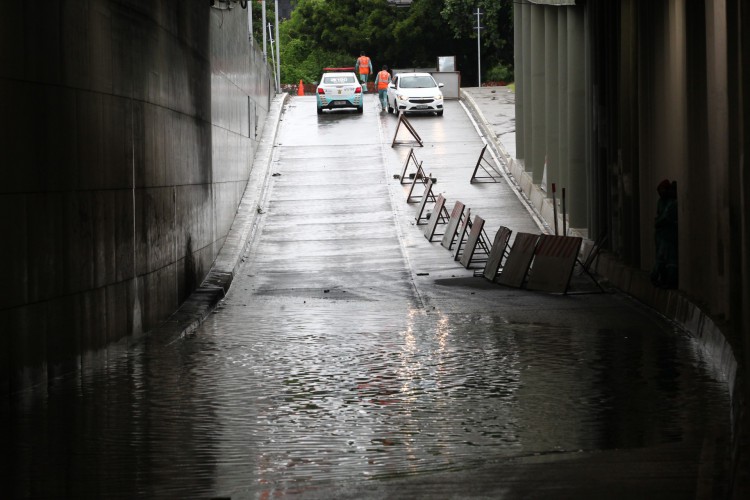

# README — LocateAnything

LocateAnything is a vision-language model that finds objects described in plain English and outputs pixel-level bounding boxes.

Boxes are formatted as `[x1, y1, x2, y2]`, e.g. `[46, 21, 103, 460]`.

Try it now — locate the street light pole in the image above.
[262, 1, 267, 61]
[275, 0, 281, 93]
[475, 8, 483, 87]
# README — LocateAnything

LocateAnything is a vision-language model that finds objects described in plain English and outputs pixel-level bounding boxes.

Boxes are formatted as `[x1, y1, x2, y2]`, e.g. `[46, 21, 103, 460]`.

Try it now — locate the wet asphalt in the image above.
[5, 92, 732, 499]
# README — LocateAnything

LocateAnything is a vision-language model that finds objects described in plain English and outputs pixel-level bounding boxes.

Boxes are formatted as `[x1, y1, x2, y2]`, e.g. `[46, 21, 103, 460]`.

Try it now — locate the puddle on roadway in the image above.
[6, 302, 730, 498]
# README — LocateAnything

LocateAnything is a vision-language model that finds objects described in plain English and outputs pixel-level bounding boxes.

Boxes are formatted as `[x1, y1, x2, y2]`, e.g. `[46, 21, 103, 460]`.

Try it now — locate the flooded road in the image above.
[6, 95, 731, 498]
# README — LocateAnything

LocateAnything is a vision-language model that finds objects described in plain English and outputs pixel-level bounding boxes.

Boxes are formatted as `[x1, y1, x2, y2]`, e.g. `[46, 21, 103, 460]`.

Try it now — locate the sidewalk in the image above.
[460, 86, 517, 161]
[460, 86, 557, 236]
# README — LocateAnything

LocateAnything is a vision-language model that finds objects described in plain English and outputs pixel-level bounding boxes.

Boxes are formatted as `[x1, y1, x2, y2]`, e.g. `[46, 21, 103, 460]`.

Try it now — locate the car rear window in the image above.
[400, 76, 436, 89]
[323, 76, 356, 84]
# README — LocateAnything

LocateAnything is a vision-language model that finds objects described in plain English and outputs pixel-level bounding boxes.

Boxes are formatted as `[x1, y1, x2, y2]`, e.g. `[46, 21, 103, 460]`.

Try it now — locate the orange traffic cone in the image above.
[297, 80, 304, 96]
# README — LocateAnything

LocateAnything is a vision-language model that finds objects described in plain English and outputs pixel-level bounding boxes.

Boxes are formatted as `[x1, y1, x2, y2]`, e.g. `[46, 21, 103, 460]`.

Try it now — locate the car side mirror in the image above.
[388, 83, 396, 89]
[438, 83, 444, 88]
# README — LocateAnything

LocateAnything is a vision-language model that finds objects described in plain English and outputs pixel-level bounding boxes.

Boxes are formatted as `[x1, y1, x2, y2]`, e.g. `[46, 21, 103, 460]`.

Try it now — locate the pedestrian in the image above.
[375, 65, 391, 111]
[650, 179, 678, 288]
[355, 51, 372, 92]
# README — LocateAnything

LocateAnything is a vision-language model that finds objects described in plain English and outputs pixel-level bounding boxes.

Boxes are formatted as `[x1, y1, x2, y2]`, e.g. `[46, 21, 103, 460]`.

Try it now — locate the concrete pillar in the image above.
[558, 9, 569, 195]
[683, 1, 709, 300]
[515, 1, 524, 162]
[618, 0, 641, 263]
[704, 0, 730, 316]
[567, 5, 586, 228]
[522, 1, 533, 168]
[637, 1, 659, 267]
[530, 4, 546, 182]
[544, 8, 559, 194]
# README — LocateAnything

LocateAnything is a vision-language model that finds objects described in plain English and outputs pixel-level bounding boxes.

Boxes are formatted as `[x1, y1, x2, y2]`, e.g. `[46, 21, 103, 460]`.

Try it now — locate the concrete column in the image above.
[522, 1, 533, 168]
[530, 4, 546, 182]
[618, 0, 641, 263]
[637, 1, 659, 266]
[558, 9, 569, 195]
[544, 8, 559, 194]
[514, 1, 525, 162]
[567, 5, 586, 228]
[704, 0, 730, 316]
[683, 1, 709, 299]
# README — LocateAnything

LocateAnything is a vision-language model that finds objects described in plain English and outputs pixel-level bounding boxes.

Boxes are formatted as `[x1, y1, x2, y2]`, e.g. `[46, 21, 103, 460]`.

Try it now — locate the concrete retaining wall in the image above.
[0, 1, 273, 394]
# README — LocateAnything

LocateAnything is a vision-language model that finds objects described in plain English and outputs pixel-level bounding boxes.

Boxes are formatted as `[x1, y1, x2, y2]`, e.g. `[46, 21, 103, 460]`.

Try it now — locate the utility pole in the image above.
[262, 0, 267, 61]
[275, 0, 281, 93]
[267, 22, 278, 92]
[475, 8, 483, 87]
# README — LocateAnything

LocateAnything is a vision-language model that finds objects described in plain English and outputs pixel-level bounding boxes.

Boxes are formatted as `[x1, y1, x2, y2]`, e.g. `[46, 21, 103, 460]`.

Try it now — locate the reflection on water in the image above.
[5, 300, 729, 498]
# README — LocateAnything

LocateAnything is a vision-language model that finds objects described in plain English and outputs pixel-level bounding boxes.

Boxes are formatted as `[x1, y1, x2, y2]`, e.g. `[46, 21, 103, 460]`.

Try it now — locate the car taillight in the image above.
[317, 87, 325, 94]
[355, 86, 362, 94]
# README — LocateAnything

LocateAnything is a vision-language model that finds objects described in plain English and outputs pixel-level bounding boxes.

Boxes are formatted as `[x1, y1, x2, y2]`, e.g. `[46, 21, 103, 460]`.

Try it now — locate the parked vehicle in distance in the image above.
[387, 72, 444, 116]
[316, 71, 363, 114]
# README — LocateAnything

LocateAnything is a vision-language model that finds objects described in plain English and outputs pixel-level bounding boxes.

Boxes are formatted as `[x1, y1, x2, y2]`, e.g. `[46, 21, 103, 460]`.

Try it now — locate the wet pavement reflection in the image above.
[5, 95, 731, 498]
[6, 300, 730, 498]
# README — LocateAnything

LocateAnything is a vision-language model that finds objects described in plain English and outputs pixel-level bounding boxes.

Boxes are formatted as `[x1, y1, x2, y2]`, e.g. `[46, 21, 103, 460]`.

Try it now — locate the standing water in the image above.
[5, 97, 732, 498]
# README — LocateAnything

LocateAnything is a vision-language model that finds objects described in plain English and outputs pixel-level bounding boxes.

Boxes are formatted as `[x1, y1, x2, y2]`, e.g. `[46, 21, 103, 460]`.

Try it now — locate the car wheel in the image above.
[317, 107, 323, 115]
[437, 110, 444, 117]
[357, 105, 363, 114]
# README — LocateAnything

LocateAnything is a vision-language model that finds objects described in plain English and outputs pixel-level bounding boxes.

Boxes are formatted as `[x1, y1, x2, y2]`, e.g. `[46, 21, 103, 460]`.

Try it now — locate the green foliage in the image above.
[280, 38, 352, 84]
[441, 0, 514, 73]
[275, 0, 514, 85]
[486, 63, 514, 83]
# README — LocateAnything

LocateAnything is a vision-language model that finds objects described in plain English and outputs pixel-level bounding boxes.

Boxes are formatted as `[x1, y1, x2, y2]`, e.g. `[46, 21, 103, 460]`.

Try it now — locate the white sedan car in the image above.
[386, 72, 444, 116]
[316, 71, 363, 114]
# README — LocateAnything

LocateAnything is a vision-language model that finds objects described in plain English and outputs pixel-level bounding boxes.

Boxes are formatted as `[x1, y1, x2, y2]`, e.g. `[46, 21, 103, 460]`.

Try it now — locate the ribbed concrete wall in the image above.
[0, 1, 273, 393]
[514, 1, 750, 493]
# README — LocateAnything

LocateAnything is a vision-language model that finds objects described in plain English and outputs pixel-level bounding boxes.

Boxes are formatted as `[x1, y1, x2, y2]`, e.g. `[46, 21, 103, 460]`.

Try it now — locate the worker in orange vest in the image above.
[375, 65, 392, 111]
[355, 51, 372, 92]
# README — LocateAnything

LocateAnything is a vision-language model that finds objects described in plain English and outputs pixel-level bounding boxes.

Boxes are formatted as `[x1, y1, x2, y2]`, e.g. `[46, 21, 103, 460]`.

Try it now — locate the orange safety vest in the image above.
[357, 56, 371, 74]
[376, 70, 390, 90]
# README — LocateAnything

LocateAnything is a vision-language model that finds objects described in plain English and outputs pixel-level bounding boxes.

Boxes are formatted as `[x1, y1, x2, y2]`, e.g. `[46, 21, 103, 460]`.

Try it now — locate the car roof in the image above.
[321, 72, 357, 78]
[396, 72, 433, 77]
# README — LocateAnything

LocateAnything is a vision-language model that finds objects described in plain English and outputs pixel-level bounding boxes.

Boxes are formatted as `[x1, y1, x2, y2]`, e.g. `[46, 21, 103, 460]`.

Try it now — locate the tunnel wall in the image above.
[0, 1, 273, 393]
[514, 0, 750, 494]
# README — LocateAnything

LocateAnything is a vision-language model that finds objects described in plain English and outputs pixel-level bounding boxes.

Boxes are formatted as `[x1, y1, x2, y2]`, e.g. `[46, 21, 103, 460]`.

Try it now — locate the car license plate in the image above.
[415, 105, 429, 109]
[333, 100, 347, 106]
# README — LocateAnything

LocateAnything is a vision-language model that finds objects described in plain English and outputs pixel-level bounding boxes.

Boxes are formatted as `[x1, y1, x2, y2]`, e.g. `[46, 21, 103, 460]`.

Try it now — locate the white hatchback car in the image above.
[386, 72, 444, 116]
[316, 71, 363, 114]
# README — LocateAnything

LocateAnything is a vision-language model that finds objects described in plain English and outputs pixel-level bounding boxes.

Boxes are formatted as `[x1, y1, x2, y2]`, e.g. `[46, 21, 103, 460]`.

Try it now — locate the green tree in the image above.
[276, 0, 513, 85]
[441, 0, 514, 78]
[279, 0, 398, 83]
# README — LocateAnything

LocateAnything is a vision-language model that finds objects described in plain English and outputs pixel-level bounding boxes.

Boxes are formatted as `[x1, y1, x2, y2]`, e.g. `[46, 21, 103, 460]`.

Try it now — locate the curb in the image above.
[460, 90, 549, 234]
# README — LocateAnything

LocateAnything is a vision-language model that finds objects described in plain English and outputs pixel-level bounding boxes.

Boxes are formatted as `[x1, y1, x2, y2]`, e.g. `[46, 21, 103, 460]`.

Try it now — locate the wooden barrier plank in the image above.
[496, 232, 539, 288]
[453, 208, 473, 261]
[440, 201, 466, 250]
[483, 226, 513, 281]
[415, 178, 437, 225]
[469, 144, 501, 183]
[423, 194, 448, 241]
[399, 148, 421, 184]
[392, 113, 423, 147]
[526, 235, 582, 293]
[406, 164, 429, 203]
[459, 215, 490, 268]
